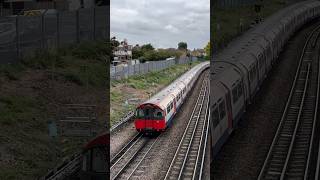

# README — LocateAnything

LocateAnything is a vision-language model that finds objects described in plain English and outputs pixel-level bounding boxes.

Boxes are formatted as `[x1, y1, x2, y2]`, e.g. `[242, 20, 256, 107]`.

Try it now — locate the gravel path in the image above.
[211, 20, 320, 180]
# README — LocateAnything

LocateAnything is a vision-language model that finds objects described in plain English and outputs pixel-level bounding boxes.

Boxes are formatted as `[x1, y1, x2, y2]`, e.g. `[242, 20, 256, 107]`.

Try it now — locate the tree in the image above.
[204, 41, 210, 59]
[141, 43, 154, 52]
[110, 37, 120, 50]
[110, 37, 120, 63]
[178, 42, 188, 50]
[132, 45, 143, 59]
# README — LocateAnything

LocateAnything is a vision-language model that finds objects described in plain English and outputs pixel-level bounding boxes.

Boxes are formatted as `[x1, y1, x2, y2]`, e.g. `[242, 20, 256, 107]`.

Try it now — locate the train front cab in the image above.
[135, 103, 166, 132]
[80, 134, 108, 180]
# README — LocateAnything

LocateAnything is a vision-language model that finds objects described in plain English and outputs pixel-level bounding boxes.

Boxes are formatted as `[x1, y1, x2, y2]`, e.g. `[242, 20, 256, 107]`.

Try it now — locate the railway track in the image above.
[164, 73, 209, 180]
[110, 133, 161, 180]
[41, 153, 81, 180]
[258, 24, 320, 180]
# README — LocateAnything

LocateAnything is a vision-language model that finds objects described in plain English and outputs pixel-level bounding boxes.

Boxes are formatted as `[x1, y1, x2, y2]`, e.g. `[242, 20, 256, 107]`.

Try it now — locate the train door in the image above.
[173, 98, 177, 113]
[224, 89, 233, 129]
[143, 105, 154, 130]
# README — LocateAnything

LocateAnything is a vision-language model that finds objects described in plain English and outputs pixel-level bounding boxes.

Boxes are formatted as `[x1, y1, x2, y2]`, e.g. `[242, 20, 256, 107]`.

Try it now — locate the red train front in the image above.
[80, 132, 108, 180]
[134, 103, 166, 132]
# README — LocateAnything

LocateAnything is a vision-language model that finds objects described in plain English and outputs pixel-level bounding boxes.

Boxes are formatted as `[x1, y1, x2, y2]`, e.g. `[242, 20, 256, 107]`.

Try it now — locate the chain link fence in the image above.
[111, 57, 198, 80]
[0, 6, 109, 64]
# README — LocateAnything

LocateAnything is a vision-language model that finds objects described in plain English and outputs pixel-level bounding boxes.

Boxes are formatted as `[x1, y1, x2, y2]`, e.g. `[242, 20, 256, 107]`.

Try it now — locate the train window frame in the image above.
[145, 108, 151, 117]
[82, 150, 91, 171]
[219, 101, 226, 120]
[91, 147, 107, 173]
[232, 87, 238, 103]
[212, 106, 219, 127]
[136, 108, 144, 118]
[154, 109, 163, 119]
[238, 82, 243, 97]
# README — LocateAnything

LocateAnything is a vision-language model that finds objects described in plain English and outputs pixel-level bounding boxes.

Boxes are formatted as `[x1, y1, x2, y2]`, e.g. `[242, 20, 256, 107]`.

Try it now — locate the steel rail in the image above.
[304, 33, 320, 180]
[193, 80, 210, 180]
[125, 135, 162, 180]
[178, 84, 209, 180]
[111, 137, 149, 180]
[314, 48, 320, 180]
[198, 106, 210, 180]
[258, 24, 320, 180]
[163, 73, 209, 180]
[280, 63, 311, 179]
[110, 133, 142, 166]
[110, 134, 143, 169]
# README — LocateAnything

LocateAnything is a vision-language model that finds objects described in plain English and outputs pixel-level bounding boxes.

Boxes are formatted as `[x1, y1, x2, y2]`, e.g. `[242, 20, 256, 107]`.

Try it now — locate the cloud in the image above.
[164, 24, 179, 34]
[110, 0, 209, 49]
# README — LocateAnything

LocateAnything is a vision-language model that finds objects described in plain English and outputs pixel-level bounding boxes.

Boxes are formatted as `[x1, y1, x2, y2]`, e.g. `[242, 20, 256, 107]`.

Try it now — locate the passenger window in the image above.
[145, 109, 150, 116]
[238, 82, 243, 97]
[154, 109, 163, 119]
[232, 87, 238, 103]
[212, 108, 219, 127]
[219, 101, 226, 120]
[91, 148, 107, 173]
[137, 109, 144, 117]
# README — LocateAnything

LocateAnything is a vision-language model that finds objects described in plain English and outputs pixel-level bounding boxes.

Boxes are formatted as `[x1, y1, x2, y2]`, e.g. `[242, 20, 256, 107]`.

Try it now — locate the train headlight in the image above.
[157, 121, 159, 123]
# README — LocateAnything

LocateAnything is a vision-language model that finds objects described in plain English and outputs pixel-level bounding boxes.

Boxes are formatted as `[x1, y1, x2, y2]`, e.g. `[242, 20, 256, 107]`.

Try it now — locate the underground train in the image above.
[79, 132, 108, 180]
[210, 0, 320, 158]
[134, 61, 210, 133]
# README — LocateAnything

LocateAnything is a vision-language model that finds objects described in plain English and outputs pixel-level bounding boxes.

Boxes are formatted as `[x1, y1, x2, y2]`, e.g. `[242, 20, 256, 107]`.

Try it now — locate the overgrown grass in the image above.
[0, 96, 41, 126]
[0, 40, 108, 87]
[0, 40, 109, 180]
[110, 61, 202, 126]
[212, 0, 290, 50]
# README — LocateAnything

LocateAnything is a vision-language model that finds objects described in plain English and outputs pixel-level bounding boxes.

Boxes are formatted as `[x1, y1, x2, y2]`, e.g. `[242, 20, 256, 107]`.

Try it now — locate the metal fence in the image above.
[214, 0, 257, 8]
[111, 57, 198, 80]
[0, 6, 109, 64]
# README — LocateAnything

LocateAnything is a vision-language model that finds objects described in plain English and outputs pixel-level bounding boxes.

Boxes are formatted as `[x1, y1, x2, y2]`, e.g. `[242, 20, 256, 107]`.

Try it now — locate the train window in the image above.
[167, 106, 170, 114]
[82, 151, 90, 171]
[219, 101, 226, 120]
[136, 109, 144, 118]
[232, 87, 238, 103]
[212, 108, 219, 127]
[91, 148, 107, 173]
[145, 109, 150, 117]
[238, 82, 243, 97]
[250, 67, 256, 81]
[154, 109, 163, 119]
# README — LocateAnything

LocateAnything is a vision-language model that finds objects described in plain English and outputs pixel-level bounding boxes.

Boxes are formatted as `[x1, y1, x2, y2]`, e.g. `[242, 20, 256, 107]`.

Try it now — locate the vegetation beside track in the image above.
[212, 0, 294, 50]
[110, 61, 202, 126]
[0, 41, 108, 179]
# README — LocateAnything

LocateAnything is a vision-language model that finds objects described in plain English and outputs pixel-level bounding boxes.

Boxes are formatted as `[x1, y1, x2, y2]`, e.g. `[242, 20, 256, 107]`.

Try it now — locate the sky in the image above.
[110, 0, 210, 50]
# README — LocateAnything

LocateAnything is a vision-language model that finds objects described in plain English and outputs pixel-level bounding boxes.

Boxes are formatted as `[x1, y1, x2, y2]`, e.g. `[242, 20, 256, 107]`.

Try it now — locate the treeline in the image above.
[133, 44, 183, 62]
[110, 37, 188, 63]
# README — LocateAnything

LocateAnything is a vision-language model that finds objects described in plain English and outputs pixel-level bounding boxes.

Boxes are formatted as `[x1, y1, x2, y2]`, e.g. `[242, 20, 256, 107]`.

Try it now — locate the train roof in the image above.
[140, 62, 209, 109]
[83, 132, 108, 150]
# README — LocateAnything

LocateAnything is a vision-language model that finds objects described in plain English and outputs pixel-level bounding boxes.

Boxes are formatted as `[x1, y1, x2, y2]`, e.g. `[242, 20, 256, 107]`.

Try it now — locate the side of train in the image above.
[210, 0, 320, 157]
[135, 61, 210, 132]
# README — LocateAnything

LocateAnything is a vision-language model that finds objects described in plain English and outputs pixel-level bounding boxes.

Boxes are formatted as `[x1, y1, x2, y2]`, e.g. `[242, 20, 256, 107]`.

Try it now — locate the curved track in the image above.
[164, 72, 210, 180]
[258, 24, 320, 180]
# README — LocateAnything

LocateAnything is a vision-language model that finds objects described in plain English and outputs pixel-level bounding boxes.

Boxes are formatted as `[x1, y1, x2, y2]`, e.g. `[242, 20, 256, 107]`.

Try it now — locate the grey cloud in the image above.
[111, 0, 209, 49]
